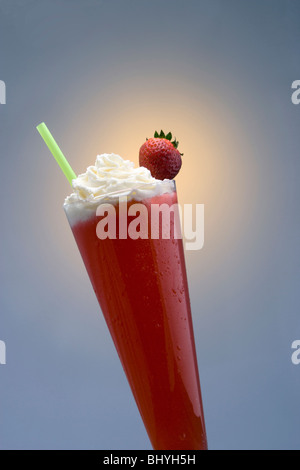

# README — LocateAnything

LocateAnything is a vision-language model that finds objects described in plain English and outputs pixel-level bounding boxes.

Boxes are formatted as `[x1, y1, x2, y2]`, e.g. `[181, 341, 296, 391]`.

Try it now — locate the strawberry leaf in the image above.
[172, 138, 179, 149]
[151, 130, 182, 153]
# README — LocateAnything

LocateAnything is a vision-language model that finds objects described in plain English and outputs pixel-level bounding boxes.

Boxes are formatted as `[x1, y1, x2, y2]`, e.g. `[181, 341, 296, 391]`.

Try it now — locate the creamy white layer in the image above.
[64, 153, 174, 223]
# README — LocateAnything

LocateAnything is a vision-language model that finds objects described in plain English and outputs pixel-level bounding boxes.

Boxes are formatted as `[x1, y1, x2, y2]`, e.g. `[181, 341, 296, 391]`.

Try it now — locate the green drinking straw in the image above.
[36, 122, 77, 186]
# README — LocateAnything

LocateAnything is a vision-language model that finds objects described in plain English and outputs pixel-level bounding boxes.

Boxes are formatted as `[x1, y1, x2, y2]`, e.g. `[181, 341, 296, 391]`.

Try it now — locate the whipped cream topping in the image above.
[64, 153, 173, 206]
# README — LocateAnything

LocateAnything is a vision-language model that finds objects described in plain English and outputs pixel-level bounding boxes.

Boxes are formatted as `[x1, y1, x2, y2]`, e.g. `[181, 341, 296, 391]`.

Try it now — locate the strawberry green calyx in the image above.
[153, 130, 180, 150]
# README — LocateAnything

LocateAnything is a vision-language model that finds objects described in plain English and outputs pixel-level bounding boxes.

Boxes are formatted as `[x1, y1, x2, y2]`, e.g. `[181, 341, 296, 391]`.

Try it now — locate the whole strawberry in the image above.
[139, 130, 183, 180]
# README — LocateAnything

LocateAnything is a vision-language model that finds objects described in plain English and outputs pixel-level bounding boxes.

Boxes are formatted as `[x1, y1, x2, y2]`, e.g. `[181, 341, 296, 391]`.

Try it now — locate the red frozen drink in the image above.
[64, 154, 207, 450]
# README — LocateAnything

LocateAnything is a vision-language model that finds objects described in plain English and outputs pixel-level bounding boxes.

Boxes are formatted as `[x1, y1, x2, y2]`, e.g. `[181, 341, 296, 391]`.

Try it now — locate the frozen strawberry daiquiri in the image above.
[64, 153, 207, 450]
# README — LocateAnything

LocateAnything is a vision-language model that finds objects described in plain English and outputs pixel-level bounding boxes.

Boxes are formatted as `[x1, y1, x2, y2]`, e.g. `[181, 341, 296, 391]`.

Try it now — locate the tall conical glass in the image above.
[64, 180, 207, 450]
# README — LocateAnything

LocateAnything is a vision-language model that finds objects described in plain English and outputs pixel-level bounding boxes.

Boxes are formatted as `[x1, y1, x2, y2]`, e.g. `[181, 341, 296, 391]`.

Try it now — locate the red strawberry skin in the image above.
[139, 138, 182, 180]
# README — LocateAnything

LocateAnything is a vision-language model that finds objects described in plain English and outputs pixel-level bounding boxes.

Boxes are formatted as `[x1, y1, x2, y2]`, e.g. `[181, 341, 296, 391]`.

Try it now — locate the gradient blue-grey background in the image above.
[0, 0, 299, 450]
